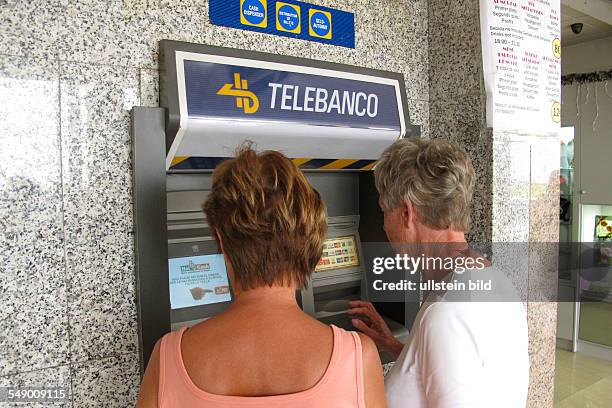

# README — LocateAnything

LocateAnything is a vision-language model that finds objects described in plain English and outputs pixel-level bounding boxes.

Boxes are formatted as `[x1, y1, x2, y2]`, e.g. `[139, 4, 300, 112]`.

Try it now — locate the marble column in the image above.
[428, 0, 559, 406]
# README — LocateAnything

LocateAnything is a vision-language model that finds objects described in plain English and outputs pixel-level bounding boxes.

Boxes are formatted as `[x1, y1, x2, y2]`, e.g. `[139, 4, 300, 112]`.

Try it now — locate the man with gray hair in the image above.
[348, 138, 529, 407]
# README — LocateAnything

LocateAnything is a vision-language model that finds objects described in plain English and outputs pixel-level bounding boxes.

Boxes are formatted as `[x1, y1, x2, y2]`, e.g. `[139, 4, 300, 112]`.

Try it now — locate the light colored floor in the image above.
[579, 301, 612, 347]
[554, 349, 612, 407]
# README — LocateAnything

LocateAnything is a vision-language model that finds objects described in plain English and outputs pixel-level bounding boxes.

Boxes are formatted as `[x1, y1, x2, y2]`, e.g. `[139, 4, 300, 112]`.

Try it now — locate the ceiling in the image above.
[561, 3, 612, 46]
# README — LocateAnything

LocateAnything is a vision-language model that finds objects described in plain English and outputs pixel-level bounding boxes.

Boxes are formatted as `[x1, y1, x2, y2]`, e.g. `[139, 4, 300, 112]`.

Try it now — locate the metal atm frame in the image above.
[132, 41, 421, 372]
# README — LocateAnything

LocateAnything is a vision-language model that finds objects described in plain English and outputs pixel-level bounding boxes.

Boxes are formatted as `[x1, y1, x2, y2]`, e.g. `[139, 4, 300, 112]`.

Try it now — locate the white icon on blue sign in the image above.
[241, 0, 267, 27]
[309, 9, 332, 39]
[278, 4, 300, 31]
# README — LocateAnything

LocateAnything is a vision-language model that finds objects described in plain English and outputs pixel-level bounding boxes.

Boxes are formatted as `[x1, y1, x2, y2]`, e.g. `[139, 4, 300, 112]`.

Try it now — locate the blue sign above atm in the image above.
[210, 0, 355, 48]
[184, 60, 401, 129]
[160, 41, 414, 171]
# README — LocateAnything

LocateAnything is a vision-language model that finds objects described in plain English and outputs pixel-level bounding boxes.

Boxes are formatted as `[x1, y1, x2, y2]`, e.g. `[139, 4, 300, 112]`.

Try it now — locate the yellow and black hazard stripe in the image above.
[169, 156, 227, 170]
[291, 158, 377, 170]
[169, 157, 377, 171]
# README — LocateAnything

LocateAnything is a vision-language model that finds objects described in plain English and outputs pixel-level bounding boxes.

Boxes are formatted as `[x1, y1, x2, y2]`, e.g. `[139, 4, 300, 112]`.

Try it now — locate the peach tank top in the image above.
[158, 325, 365, 407]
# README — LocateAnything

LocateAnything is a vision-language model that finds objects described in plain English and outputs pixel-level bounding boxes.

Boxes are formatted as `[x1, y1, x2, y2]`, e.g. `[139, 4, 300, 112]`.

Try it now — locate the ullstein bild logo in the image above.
[217, 73, 260, 114]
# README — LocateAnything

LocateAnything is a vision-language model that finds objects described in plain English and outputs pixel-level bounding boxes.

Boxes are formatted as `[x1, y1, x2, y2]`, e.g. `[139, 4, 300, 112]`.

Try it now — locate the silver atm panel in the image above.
[133, 107, 419, 369]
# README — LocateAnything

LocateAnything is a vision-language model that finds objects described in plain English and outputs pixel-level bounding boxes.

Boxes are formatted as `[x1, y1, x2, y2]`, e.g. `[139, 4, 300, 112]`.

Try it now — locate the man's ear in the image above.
[400, 198, 415, 229]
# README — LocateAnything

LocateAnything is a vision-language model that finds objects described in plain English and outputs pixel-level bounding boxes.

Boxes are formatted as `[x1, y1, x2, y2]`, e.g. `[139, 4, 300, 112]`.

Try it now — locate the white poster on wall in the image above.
[480, 0, 561, 132]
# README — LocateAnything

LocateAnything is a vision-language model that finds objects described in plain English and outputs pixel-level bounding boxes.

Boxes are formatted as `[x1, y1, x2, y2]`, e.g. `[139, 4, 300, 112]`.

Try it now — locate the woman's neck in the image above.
[231, 285, 300, 311]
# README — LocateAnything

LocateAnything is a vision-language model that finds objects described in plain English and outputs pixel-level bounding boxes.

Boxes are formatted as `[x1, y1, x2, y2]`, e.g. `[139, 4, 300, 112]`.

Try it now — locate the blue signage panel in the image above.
[210, 0, 355, 48]
[183, 60, 400, 130]
[159, 42, 414, 170]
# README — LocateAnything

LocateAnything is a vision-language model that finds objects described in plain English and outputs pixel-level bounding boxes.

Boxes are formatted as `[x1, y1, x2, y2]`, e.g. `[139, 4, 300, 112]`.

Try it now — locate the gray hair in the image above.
[374, 138, 475, 232]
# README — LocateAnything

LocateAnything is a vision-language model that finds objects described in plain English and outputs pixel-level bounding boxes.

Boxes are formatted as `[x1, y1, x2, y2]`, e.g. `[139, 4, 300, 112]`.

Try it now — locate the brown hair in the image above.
[203, 144, 327, 290]
[374, 138, 475, 232]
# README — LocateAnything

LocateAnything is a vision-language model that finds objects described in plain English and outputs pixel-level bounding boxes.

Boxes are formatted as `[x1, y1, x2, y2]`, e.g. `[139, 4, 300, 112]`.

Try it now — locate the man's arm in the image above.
[348, 300, 404, 359]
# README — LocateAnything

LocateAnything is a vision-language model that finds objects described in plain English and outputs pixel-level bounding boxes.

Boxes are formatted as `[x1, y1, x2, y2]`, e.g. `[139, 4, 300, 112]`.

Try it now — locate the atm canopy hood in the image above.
[160, 40, 419, 171]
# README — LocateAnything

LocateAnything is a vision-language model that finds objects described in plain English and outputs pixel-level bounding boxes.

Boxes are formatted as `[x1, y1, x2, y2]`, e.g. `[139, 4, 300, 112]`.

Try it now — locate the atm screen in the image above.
[168, 254, 232, 310]
[315, 235, 360, 272]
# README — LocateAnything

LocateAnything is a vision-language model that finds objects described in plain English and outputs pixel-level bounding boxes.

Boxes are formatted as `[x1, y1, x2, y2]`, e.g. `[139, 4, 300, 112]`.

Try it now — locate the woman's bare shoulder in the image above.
[357, 332, 381, 366]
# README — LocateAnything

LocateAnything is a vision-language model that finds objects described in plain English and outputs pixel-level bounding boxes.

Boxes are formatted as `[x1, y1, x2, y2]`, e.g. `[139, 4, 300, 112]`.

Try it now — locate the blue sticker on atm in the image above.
[277, 2, 300, 33]
[240, 0, 267, 27]
[309, 9, 332, 39]
[183, 60, 401, 131]
[210, 0, 355, 48]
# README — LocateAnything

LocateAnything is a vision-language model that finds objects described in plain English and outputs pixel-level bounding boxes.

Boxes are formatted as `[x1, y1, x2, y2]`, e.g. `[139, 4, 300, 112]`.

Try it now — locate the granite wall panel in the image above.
[0, 54, 69, 376]
[70, 353, 140, 408]
[0, 0, 60, 58]
[60, 62, 139, 362]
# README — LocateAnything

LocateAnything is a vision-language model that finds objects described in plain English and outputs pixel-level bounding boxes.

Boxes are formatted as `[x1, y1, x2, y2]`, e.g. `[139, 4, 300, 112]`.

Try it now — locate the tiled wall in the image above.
[0, 0, 429, 406]
[428, 0, 559, 406]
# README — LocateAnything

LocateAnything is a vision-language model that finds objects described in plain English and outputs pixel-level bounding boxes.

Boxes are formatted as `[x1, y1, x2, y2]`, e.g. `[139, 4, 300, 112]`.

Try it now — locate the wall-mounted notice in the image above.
[210, 0, 355, 48]
[480, 0, 561, 132]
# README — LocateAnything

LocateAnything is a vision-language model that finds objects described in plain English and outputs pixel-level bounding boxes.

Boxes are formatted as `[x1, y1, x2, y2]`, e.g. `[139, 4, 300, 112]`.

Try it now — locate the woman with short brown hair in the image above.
[137, 145, 386, 407]
[203, 146, 328, 292]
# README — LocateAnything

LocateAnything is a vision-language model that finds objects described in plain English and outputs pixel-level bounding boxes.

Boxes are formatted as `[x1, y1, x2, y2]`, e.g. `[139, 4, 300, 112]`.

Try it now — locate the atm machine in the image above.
[132, 40, 421, 371]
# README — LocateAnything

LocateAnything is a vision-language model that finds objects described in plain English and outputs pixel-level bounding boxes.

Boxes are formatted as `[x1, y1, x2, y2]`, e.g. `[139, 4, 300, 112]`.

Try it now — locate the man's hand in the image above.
[348, 300, 404, 359]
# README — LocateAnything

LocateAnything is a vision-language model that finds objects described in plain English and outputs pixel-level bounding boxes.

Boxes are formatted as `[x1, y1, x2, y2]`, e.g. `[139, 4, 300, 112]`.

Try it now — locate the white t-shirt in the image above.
[385, 269, 529, 408]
